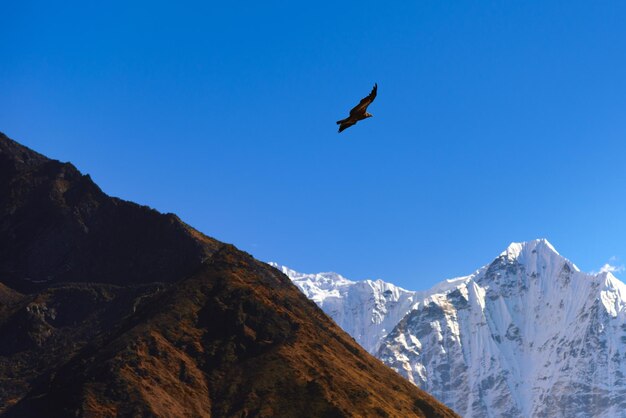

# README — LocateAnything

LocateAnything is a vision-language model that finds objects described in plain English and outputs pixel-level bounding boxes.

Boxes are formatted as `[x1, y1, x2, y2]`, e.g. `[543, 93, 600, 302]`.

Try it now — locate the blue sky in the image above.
[2, 1, 626, 289]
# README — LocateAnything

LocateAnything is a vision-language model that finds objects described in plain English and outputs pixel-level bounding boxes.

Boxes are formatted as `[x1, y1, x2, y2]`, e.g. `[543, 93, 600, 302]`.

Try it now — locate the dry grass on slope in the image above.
[10, 247, 458, 418]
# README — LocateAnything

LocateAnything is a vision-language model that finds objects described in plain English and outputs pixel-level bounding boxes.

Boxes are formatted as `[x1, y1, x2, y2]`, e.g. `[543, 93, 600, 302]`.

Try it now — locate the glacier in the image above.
[271, 239, 626, 417]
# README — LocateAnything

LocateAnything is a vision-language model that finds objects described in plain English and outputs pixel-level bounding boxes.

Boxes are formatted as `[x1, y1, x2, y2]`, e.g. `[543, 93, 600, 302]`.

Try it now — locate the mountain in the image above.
[278, 240, 626, 417]
[0, 133, 219, 294]
[269, 263, 420, 354]
[378, 239, 626, 417]
[0, 132, 457, 417]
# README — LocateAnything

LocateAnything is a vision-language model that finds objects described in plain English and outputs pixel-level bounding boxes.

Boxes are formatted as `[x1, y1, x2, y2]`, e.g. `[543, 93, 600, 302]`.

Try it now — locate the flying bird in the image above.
[336, 83, 377, 133]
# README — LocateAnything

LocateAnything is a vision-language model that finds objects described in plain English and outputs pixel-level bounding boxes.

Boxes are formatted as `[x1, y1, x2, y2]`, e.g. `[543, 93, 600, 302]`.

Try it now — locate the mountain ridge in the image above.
[270, 262, 420, 353]
[0, 132, 457, 417]
[0, 132, 219, 294]
[278, 239, 626, 417]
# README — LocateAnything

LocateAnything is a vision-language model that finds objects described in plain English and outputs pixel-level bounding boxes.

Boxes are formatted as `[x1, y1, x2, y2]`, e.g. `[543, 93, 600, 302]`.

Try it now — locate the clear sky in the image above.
[3, 1, 626, 290]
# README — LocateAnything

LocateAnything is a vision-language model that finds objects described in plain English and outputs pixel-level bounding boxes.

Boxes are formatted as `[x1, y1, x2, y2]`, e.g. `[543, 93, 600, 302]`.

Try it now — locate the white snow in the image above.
[268, 261, 419, 354]
[377, 239, 626, 417]
[269, 239, 626, 417]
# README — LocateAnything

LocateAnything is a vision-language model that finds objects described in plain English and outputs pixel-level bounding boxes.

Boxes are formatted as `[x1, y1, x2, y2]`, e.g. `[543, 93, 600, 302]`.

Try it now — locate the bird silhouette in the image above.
[336, 83, 377, 133]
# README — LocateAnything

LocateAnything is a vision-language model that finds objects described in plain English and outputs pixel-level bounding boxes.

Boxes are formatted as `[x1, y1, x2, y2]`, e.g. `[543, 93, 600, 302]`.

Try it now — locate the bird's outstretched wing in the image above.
[349, 83, 377, 116]
[336, 83, 377, 133]
[338, 120, 356, 132]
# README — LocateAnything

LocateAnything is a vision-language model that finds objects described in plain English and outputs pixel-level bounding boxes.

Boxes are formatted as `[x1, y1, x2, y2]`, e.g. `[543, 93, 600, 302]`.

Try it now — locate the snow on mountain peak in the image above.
[489, 239, 580, 284]
[269, 262, 418, 353]
[377, 240, 626, 417]
[271, 241, 626, 417]
[267, 262, 354, 304]
[598, 271, 626, 318]
[499, 238, 563, 265]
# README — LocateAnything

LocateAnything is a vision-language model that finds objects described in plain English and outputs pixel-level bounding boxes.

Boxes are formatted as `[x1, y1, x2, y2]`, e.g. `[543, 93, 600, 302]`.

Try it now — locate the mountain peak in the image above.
[0, 131, 49, 172]
[377, 239, 626, 417]
[274, 263, 419, 354]
[0, 132, 457, 417]
[0, 132, 222, 292]
[500, 238, 558, 260]
[495, 238, 579, 274]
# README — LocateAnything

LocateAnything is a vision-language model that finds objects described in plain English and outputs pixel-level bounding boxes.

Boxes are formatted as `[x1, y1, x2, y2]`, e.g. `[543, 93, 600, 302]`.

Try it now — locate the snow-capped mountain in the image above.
[378, 239, 626, 417]
[268, 262, 419, 353]
[272, 240, 626, 417]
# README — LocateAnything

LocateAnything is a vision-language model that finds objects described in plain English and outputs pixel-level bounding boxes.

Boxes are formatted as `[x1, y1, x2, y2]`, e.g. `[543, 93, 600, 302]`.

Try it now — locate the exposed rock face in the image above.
[279, 240, 626, 417]
[0, 132, 457, 418]
[378, 239, 626, 418]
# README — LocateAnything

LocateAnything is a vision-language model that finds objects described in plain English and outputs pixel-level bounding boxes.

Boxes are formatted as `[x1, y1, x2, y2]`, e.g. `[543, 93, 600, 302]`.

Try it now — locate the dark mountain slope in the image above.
[0, 132, 458, 417]
[0, 132, 219, 293]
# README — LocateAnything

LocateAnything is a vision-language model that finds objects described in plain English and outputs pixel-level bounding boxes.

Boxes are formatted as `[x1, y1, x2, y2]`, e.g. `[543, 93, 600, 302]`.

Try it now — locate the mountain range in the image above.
[0, 132, 456, 417]
[276, 239, 626, 417]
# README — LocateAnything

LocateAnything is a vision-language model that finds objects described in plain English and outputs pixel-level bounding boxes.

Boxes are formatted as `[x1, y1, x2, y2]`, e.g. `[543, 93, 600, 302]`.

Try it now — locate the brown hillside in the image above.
[0, 132, 458, 417]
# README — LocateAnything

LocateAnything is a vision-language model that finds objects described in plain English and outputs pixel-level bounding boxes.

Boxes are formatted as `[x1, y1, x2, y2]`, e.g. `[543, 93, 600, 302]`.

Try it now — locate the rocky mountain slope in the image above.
[279, 240, 626, 417]
[379, 239, 626, 417]
[0, 132, 457, 417]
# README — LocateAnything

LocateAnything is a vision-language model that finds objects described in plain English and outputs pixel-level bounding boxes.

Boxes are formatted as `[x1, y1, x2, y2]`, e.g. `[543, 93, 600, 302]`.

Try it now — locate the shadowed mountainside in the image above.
[0, 132, 458, 417]
[0, 132, 220, 294]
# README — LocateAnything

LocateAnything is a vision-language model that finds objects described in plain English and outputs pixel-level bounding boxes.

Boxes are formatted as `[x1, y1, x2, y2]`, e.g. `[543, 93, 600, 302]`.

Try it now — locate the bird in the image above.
[336, 83, 377, 133]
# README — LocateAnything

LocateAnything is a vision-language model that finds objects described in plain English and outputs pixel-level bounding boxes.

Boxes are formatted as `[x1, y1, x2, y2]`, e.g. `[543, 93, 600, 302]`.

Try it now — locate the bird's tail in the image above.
[336, 118, 346, 125]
